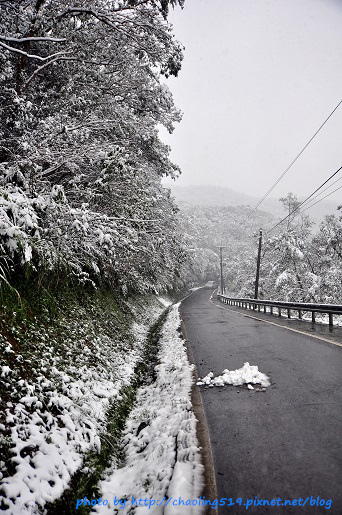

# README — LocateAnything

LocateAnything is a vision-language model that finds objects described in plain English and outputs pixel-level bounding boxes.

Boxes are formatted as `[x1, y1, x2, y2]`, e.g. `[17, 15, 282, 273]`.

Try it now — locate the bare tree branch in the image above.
[0, 35, 67, 43]
[23, 55, 67, 88]
[57, 1, 150, 19]
[0, 41, 69, 61]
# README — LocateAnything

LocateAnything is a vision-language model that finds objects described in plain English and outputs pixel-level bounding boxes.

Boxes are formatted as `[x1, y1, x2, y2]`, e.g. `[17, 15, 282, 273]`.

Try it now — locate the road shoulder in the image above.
[181, 317, 218, 515]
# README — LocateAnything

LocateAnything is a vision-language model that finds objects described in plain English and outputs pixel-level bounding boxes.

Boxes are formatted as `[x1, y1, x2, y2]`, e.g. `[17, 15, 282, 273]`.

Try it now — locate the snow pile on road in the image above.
[197, 362, 271, 388]
[95, 304, 204, 515]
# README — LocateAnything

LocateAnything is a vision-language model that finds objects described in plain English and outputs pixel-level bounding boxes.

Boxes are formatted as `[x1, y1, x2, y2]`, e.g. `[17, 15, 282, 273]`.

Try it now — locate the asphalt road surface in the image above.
[180, 288, 342, 515]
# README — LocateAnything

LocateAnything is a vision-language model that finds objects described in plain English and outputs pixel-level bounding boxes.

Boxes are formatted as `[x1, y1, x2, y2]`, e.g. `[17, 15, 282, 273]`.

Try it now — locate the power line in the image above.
[298, 175, 342, 211]
[283, 164, 342, 216]
[265, 165, 342, 233]
[245, 99, 342, 220]
[300, 185, 342, 214]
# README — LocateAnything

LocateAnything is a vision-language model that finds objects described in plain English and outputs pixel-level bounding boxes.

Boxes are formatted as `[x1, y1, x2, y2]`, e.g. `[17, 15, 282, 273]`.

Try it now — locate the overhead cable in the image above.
[245, 99, 342, 220]
[285, 164, 342, 215]
[265, 165, 342, 233]
[298, 175, 342, 211]
[299, 185, 342, 215]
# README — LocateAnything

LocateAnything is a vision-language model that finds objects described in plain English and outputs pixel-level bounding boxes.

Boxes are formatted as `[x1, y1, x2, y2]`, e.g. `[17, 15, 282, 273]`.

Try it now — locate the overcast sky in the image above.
[160, 0, 342, 204]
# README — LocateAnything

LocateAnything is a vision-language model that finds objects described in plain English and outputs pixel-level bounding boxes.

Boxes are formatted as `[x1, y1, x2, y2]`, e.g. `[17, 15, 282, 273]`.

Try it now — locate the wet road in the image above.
[180, 288, 342, 514]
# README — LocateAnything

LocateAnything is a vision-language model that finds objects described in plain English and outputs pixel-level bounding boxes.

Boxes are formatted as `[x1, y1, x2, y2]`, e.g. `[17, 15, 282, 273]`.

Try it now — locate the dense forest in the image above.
[0, 3, 196, 512]
[0, 0, 187, 298]
[176, 192, 342, 304]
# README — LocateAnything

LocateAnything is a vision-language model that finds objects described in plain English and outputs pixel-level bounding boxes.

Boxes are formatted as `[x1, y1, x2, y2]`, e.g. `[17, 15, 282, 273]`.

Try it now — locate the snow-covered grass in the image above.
[197, 362, 270, 389]
[0, 289, 171, 513]
[233, 303, 342, 327]
[94, 304, 204, 515]
[301, 312, 342, 327]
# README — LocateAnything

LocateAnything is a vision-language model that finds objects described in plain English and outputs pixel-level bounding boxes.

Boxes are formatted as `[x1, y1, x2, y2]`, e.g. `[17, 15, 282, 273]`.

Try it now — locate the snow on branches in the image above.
[0, 0, 187, 294]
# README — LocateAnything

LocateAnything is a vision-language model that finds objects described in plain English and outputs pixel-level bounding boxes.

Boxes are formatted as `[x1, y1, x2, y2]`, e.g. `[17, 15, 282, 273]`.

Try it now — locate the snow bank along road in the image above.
[180, 288, 342, 514]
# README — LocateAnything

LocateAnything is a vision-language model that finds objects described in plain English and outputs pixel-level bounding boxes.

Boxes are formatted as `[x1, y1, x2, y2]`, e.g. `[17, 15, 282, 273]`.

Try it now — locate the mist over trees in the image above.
[177, 201, 272, 286]
[0, 0, 187, 294]
[175, 192, 342, 304]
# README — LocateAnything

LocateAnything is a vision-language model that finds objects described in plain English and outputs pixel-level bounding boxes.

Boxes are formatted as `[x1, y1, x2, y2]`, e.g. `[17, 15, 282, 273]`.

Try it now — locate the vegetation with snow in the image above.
[177, 192, 342, 304]
[0, 2, 203, 512]
[0, 290, 166, 512]
[0, 0, 187, 294]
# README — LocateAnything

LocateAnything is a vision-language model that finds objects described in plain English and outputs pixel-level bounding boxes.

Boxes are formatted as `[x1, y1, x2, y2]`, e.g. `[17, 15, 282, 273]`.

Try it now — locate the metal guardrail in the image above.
[217, 294, 342, 328]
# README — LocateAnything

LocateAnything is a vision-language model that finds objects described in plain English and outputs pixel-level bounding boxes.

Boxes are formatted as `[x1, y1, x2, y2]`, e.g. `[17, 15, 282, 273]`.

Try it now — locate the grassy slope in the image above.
[0, 281, 172, 512]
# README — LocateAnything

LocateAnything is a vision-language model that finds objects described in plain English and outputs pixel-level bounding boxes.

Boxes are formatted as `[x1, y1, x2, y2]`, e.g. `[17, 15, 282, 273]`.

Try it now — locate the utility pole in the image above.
[254, 229, 263, 299]
[218, 245, 227, 294]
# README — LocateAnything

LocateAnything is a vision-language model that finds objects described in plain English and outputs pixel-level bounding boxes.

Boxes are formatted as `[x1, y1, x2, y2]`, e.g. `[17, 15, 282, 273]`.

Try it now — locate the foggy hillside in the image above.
[168, 184, 340, 223]
[175, 200, 274, 288]
[174, 190, 341, 305]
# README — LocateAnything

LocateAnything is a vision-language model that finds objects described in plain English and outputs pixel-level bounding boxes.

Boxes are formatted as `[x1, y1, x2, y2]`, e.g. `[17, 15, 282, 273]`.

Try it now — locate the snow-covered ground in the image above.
[94, 304, 204, 515]
[0, 299, 204, 514]
[224, 301, 342, 327]
[0, 295, 173, 513]
[301, 312, 342, 327]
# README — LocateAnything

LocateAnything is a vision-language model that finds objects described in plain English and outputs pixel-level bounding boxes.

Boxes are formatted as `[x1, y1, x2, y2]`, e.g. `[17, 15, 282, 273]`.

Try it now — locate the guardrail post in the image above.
[216, 295, 341, 329]
[329, 313, 333, 328]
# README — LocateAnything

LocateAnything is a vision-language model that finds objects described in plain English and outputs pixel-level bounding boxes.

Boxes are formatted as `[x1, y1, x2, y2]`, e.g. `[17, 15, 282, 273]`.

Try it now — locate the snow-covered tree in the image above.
[0, 0, 187, 293]
[246, 194, 341, 303]
[254, 194, 315, 301]
[175, 202, 271, 287]
[309, 211, 342, 303]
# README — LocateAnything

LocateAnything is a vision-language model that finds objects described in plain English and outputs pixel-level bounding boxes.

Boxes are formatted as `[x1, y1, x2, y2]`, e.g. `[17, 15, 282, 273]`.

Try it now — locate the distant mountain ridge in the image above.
[167, 184, 340, 222]
[169, 184, 259, 207]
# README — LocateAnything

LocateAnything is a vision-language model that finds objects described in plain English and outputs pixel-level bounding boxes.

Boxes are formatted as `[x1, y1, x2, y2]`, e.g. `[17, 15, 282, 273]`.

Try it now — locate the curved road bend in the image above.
[180, 288, 342, 515]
